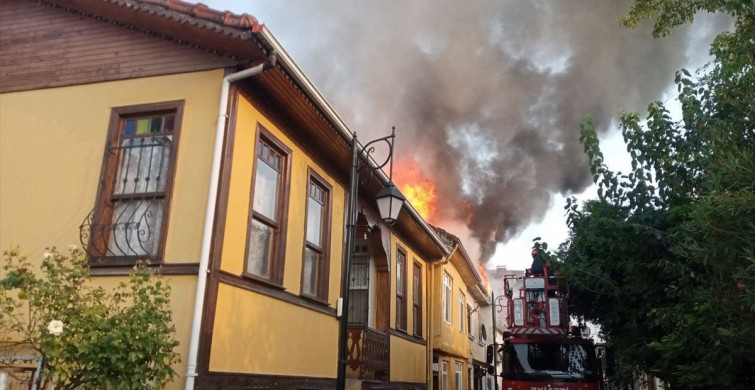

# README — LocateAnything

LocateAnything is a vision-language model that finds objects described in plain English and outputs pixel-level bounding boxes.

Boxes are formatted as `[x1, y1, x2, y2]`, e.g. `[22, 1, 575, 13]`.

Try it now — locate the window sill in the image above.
[88, 256, 162, 268]
[218, 271, 336, 317]
[242, 272, 286, 291]
[389, 329, 426, 345]
[89, 263, 198, 276]
[299, 293, 330, 307]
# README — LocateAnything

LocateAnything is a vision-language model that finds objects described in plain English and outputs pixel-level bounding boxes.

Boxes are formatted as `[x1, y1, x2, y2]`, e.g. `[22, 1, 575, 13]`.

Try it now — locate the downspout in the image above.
[184, 53, 277, 390]
[442, 243, 459, 265]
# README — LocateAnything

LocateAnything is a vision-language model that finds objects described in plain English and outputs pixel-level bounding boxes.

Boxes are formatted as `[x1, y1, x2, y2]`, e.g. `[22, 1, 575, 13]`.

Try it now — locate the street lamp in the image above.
[336, 127, 405, 390]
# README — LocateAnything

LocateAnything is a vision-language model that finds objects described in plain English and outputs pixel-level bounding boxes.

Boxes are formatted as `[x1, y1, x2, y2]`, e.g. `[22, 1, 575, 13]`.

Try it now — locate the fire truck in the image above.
[498, 243, 601, 390]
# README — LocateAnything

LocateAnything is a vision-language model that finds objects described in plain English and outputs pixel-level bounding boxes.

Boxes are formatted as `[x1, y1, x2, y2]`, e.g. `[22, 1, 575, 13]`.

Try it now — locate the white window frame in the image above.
[455, 362, 462, 390]
[459, 291, 465, 332]
[443, 272, 452, 324]
[441, 360, 449, 390]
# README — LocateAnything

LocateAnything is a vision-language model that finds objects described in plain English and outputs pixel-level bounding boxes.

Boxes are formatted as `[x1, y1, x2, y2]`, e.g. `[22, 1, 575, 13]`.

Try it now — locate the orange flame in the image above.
[393, 156, 437, 221]
[478, 262, 491, 294]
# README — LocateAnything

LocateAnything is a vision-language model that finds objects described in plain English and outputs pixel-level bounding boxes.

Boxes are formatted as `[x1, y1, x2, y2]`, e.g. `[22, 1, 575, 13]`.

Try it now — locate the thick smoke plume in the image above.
[243, 0, 727, 263]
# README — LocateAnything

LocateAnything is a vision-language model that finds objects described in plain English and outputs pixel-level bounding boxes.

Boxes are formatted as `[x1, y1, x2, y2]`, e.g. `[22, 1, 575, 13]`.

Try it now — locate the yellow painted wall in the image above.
[210, 283, 338, 376]
[431, 258, 472, 358]
[0, 69, 224, 263]
[388, 236, 429, 382]
[0, 69, 225, 389]
[210, 92, 346, 376]
[219, 92, 346, 305]
[390, 335, 426, 383]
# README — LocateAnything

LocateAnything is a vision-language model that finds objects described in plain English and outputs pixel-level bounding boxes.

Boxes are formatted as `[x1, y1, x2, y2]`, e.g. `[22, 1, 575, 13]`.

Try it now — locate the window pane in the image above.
[253, 160, 279, 220]
[124, 120, 136, 136]
[441, 362, 448, 390]
[108, 199, 163, 257]
[414, 268, 421, 304]
[247, 219, 274, 278]
[302, 247, 319, 296]
[456, 363, 462, 390]
[443, 273, 452, 322]
[114, 136, 172, 194]
[350, 253, 370, 288]
[136, 118, 149, 135]
[306, 195, 323, 245]
[164, 115, 175, 132]
[348, 253, 369, 323]
[459, 293, 465, 331]
[149, 117, 162, 133]
[397, 257, 403, 297]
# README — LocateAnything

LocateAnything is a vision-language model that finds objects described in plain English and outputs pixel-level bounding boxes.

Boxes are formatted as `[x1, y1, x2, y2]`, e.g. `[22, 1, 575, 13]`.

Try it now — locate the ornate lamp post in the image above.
[336, 127, 405, 390]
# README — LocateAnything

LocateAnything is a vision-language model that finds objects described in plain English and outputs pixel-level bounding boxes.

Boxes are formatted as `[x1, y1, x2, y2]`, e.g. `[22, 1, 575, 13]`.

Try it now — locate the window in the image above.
[87, 101, 183, 264]
[459, 291, 465, 332]
[467, 303, 473, 337]
[441, 361, 448, 390]
[455, 362, 462, 390]
[396, 247, 407, 331]
[348, 244, 370, 324]
[412, 261, 422, 337]
[244, 127, 291, 285]
[301, 169, 331, 300]
[468, 366, 473, 390]
[443, 272, 452, 324]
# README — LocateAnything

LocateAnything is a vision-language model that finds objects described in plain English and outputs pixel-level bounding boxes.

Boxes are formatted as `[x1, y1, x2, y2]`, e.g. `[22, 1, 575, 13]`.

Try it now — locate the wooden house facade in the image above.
[0, 1, 453, 389]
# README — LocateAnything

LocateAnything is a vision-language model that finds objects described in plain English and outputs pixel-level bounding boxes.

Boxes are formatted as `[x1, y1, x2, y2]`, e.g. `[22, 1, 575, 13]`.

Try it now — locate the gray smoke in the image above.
[239, 0, 728, 262]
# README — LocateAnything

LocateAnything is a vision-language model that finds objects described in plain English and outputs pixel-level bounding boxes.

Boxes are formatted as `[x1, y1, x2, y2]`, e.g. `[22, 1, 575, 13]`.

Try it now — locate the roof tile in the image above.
[126, 0, 260, 31]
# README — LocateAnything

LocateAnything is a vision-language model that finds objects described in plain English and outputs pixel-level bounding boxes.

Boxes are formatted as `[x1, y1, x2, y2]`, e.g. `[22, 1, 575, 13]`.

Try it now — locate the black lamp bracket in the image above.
[356, 126, 397, 183]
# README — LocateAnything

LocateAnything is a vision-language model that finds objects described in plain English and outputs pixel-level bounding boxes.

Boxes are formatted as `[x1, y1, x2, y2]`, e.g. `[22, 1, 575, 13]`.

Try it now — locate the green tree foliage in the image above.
[558, 1, 754, 388]
[0, 247, 180, 389]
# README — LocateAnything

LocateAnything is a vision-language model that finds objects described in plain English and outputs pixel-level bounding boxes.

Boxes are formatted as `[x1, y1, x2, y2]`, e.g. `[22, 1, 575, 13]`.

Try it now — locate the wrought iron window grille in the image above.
[80, 135, 172, 262]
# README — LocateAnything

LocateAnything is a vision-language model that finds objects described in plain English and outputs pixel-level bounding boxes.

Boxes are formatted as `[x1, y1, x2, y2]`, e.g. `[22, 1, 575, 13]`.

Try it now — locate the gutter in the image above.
[184, 53, 277, 390]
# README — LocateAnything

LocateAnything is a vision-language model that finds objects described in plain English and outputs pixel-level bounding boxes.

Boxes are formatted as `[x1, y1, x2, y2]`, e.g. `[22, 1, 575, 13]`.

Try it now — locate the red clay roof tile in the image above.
[136, 0, 260, 30]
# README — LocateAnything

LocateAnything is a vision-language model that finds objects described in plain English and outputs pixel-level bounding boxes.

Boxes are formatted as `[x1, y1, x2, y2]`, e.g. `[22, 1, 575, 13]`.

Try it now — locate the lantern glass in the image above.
[375, 182, 405, 224]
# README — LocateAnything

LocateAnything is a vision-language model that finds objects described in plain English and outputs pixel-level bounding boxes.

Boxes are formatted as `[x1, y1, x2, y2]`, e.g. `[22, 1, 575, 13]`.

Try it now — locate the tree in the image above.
[0, 247, 180, 389]
[558, 1, 754, 388]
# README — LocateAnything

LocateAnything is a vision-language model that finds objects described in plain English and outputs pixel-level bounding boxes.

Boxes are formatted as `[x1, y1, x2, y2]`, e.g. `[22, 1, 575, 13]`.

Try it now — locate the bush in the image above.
[0, 246, 180, 389]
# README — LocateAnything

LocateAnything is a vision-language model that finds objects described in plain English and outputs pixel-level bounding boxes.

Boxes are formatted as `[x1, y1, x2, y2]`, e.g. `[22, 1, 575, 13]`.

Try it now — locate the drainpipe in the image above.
[184, 53, 276, 390]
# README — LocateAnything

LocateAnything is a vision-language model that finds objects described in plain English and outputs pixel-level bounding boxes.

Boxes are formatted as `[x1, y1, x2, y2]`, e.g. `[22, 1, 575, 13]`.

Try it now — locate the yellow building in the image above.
[427, 229, 487, 390]
[0, 1, 452, 389]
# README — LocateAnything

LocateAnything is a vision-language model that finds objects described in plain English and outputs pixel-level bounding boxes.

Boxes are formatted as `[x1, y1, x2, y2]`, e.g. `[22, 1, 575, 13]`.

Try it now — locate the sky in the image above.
[201, 1, 728, 271]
